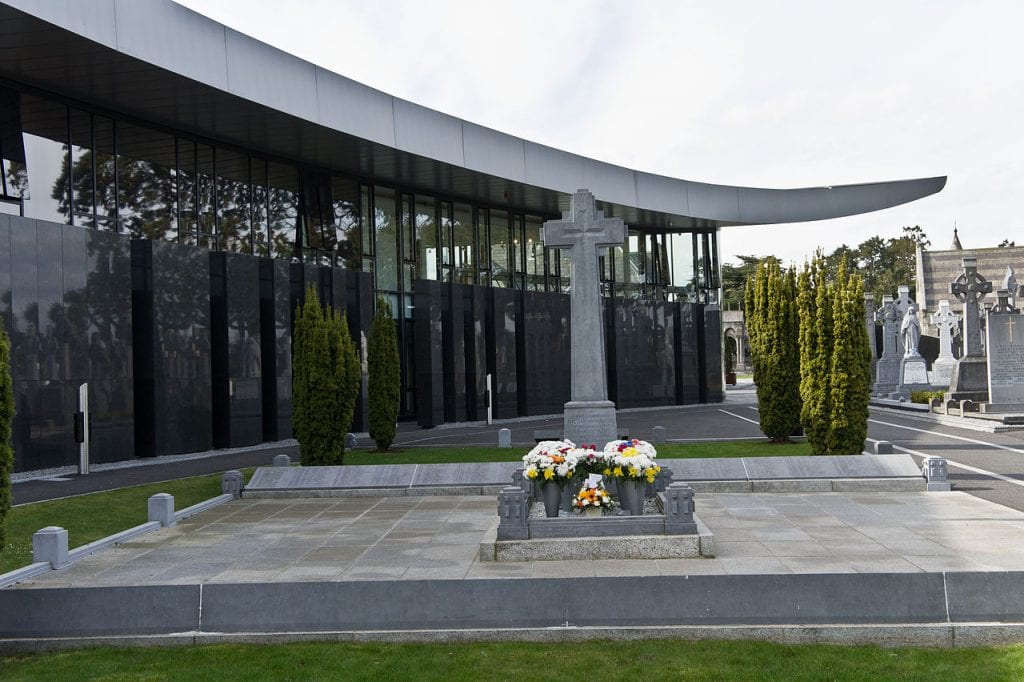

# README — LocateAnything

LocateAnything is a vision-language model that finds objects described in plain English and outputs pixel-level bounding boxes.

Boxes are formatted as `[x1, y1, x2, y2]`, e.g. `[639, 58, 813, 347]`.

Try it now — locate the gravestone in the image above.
[898, 302, 931, 396]
[873, 295, 902, 395]
[542, 189, 625, 445]
[981, 297, 1024, 414]
[864, 293, 878, 382]
[930, 300, 959, 387]
[948, 257, 993, 402]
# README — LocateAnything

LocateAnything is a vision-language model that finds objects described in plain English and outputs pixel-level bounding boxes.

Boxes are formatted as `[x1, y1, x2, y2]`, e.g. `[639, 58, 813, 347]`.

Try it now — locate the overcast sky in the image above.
[178, 0, 1024, 266]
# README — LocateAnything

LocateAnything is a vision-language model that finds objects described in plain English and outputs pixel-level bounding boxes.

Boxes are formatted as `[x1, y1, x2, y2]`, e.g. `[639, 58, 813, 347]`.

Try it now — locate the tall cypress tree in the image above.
[0, 319, 13, 551]
[798, 255, 833, 454]
[747, 258, 802, 442]
[332, 312, 361, 440]
[827, 266, 871, 454]
[368, 297, 400, 450]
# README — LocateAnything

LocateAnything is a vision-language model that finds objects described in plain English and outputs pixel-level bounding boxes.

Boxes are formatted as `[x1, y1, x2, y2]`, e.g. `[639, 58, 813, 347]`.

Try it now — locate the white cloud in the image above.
[178, 0, 1024, 266]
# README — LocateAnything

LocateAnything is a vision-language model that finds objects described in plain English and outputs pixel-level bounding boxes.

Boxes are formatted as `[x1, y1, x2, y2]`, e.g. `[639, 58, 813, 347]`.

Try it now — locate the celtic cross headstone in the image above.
[872, 295, 902, 395]
[542, 189, 625, 444]
[930, 300, 959, 387]
[948, 257, 993, 401]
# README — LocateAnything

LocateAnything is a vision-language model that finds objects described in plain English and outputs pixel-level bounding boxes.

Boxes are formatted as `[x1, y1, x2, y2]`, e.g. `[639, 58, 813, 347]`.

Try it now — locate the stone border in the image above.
[6, 572, 1024, 646]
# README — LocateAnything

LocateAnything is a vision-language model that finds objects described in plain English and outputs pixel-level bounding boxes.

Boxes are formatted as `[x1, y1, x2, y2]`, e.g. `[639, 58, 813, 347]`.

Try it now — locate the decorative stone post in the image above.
[222, 470, 243, 498]
[664, 482, 697, 535]
[33, 527, 70, 569]
[496, 486, 529, 540]
[147, 493, 176, 527]
[542, 190, 625, 445]
[921, 456, 951, 491]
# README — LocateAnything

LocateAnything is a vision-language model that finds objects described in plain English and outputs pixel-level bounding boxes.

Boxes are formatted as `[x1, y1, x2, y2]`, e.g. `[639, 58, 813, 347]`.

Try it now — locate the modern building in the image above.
[0, 0, 944, 472]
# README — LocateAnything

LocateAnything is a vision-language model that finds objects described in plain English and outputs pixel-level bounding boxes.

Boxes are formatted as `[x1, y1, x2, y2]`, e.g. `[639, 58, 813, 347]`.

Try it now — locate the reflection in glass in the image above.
[93, 116, 116, 231]
[415, 195, 437, 281]
[374, 186, 398, 291]
[68, 108, 94, 228]
[217, 148, 251, 253]
[177, 139, 196, 243]
[0, 87, 28, 202]
[116, 121, 176, 241]
[453, 202, 473, 284]
[490, 209, 508, 287]
[401, 192, 413, 289]
[19, 94, 68, 223]
[251, 158, 269, 257]
[196, 144, 215, 248]
[268, 161, 297, 260]
[524, 215, 543, 290]
[332, 176, 360, 269]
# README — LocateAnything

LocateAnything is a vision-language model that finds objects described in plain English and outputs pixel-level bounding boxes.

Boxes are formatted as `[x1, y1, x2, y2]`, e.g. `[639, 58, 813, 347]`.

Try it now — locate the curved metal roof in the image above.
[0, 0, 945, 228]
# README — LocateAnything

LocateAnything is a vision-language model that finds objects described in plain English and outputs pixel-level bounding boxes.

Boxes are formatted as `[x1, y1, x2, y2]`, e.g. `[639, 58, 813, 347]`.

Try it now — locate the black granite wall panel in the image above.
[675, 302, 701, 404]
[702, 304, 724, 402]
[132, 240, 211, 457]
[611, 298, 676, 408]
[520, 290, 571, 416]
[348, 271, 374, 433]
[414, 279, 444, 427]
[272, 259, 292, 440]
[442, 283, 467, 422]
[487, 287, 519, 419]
[464, 285, 487, 421]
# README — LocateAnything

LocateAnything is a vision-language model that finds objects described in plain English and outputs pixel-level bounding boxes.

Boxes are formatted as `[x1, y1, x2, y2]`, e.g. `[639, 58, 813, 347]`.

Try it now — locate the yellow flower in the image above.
[526, 469, 537, 479]
[613, 467, 623, 477]
[628, 466, 638, 477]
[646, 472, 657, 484]
[543, 469, 554, 480]
[621, 447, 638, 458]
[602, 468, 612, 476]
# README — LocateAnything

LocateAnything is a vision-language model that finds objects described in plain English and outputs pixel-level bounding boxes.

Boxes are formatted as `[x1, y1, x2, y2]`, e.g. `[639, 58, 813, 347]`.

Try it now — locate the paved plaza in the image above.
[15, 489, 1024, 590]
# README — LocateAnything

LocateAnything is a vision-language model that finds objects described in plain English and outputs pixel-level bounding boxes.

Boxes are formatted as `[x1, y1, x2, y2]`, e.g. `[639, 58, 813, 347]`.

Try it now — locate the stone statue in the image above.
[900, 303, 922, 357]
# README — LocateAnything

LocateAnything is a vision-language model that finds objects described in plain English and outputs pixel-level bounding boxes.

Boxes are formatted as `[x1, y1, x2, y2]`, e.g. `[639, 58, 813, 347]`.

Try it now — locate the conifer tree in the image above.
[368, 297, 400, 450]
[747, 258, 802, 442]
[0, 319, 13, 551]
[827, 266, 872, 454]
[332, 312, 361, 440]
[798, 255, 833, 454]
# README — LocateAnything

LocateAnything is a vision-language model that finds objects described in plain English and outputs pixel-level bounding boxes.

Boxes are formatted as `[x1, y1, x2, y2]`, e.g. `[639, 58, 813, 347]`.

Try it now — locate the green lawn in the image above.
[2, 640, 1022, 680]
[1, 472, 249, 574]
[346, 439, 811, 464]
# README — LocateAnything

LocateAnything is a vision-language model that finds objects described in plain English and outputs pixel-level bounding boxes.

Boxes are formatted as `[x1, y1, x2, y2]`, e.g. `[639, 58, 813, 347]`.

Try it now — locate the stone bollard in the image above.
[498, 428, 512, 448]
[345, 433, 358, 450]
[272, 454, 291, 467]
[222, 470, 243, 498]
[147, 493, 176, 527]
[961, 399, 978, 413]
[944, 399, 958, 415]
[654, 467, 674, 492]
[922, 456, 952, 491]
[664, 483, 697, 535]
[496, 486, 529, 540]
[652, 426, 666, 444]
[33, 526, 70, 569]
[873, 441, 894, 455]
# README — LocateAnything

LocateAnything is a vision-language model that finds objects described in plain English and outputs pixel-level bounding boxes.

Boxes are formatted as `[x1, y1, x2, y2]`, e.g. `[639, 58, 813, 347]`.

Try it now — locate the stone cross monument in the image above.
[948, 257, 993, 401]
[542, 189, 625, 445]
[930, 300, 959, 387]
[873, 295, 902, 395]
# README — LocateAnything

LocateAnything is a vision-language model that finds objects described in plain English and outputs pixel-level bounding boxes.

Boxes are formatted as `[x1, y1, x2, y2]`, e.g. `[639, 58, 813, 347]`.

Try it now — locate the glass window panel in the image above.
[299, 171, 325, 260]
[489, 209, 508, 287]
[196, 144, 215, 247]
[415, 195, 437, 281]
[525, 215, 543, 291]
[19, 94, 68, 223]
[560, 250, 572, 294]
[374, 186, 398, 291]
[440, 201, 452, 266]
[251, 158, 269, 257]
[331, 176, 360, 269]
[317, 178, 334, 264]
[216, 148, 251, 253]
[93, 115, 116, 231]
[453, 202, 473, 284]
[68, 108, 94, 227]
[0, 87, 28, 201]
[400, 193, 413, 289]
[176, 139, 196, 243]
[360, 184, 373, 256]
[116, 121, 176, 241]
[476, 208, 489, 270]
[268, 161, 298, 259]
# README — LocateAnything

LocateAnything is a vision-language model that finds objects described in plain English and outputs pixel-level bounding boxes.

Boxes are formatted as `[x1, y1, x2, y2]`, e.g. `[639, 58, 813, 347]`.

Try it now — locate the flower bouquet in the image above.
[523, 440, 578, 517]
[572, 484, 615, 517]
[602, 439, 661, 515]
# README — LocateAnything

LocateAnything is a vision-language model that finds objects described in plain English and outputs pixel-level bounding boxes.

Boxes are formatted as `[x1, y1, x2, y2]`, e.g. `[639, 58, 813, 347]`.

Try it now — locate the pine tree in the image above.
[0, 319, 15, 551]
[368, 297, 400, 450]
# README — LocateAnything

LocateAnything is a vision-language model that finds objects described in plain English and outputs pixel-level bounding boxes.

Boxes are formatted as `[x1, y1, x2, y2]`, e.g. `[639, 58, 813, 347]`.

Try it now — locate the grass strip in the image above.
[1, 640, 1023, 680]
[1, 472, 244, 574]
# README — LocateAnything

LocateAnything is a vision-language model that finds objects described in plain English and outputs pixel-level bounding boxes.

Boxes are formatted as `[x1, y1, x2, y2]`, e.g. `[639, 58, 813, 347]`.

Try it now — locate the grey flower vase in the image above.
[542, 481, 562, 518]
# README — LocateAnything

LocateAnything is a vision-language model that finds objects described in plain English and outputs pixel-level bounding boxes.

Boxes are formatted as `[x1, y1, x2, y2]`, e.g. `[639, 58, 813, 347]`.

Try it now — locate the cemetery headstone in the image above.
[981, 303, 1024, 414]
[873, 295, 902, 395]
[542, 189, 625, 445]
[498, 428, 512, 448]
[930, 300, 959, 387]
[947, 257, 992, 402]
[895, 285, 913, 357]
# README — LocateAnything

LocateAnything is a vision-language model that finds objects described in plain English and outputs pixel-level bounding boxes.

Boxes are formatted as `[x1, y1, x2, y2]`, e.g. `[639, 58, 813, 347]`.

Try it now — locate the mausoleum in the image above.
[0, 0, 944, 472]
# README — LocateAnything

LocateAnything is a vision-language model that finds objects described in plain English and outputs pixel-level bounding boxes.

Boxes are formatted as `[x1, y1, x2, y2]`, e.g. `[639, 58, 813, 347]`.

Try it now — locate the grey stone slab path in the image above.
[15, 490, 1024, 589]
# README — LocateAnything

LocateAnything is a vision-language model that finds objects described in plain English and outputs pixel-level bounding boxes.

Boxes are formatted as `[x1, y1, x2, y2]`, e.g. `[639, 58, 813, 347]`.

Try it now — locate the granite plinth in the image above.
[563, 400, 619, 446]
[947, 356, 990, 402]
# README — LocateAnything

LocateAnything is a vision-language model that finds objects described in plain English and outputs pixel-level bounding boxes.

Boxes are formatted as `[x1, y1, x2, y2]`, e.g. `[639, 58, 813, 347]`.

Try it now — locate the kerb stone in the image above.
[147, 493, 176, 527]
[32, 526, 69, 569]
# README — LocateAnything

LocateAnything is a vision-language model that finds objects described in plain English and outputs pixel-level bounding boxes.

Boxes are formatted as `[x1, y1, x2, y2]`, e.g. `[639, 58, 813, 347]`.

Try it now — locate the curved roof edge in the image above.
[0, 0, 946, 226]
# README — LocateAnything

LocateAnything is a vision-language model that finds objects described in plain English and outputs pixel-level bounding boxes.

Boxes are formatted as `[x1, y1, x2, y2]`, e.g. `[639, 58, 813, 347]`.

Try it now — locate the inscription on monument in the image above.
[902, 362, 928, 385]
[987, 314, 1024, 404]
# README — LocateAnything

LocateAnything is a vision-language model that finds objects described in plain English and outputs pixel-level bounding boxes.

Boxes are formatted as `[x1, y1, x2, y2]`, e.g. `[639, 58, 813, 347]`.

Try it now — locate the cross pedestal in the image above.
[948, 258, 992, 402]
[542, 189, 625, 445]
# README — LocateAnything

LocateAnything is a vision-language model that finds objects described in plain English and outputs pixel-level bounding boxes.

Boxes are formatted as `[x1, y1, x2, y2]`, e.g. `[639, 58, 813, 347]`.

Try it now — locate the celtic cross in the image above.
[950, 257, 992, 358]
